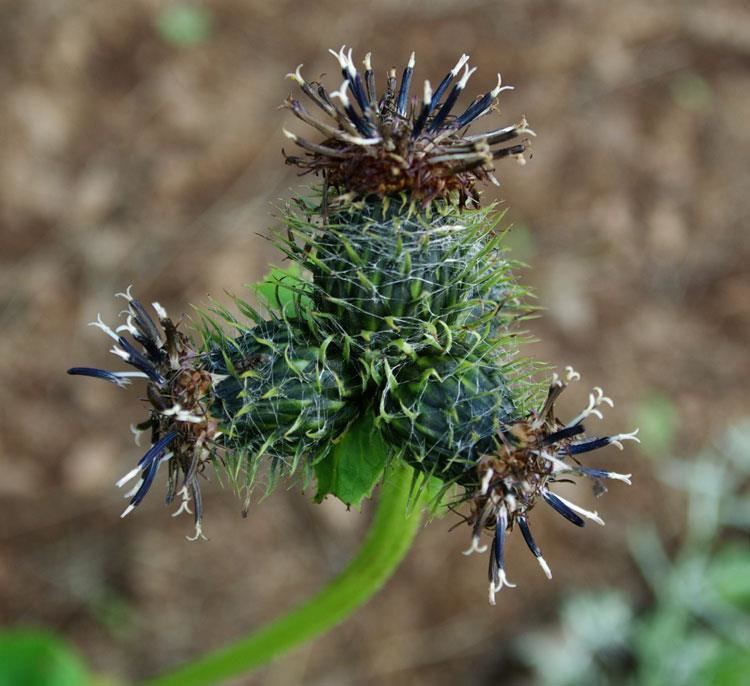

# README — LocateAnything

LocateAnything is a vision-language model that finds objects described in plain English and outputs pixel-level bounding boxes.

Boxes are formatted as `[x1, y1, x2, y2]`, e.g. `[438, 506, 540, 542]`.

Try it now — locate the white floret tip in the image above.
[328, 46, 348, 70]
[187, 520, 208, 542]
[330, 80, 351, 107]
[89, 314, 120, 342]
[567, 387, 614, 427]
[451, 54, 470, 76]
[115, 285, 135, 302]
[116, 315, 139, 337]
[607, 472, 633, 484]
[480, 468, 494, 495]
[171, 486, 193, 518]
[129, 424, 143, 447]
[285, 64, 305, 85]
[494, 568, 516, 591]
[152, 302, 168, 320]
[457, 65, 477, 90]
[462, 535, 488, 556]
[123, 479, 143, 499]
[537, 556, 553, 580]
[110, 345, 130, 362]
[490, 569, 517, 604]
[344, 48, 357, 76]
[116, 466, 141, 489]
[611, 428, 640, 450]
[491, 74, 514, 98]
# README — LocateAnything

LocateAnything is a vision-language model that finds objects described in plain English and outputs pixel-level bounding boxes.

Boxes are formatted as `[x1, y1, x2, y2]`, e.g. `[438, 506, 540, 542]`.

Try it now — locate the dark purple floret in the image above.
[126, 431, 180, 511]
[136, 431, 180, 468]
[517, 515, 552, 579]
[430, 54, 468, 112]
[493, 512, 506, 571]
[542, 490, 586, 527]
[396, 52, 415, 117]
[542, 424, 585, 445]
[426, 73, 466, 133]
[567, 436, 619, 455]
[113, 336, 165, 384]
[67, 367, 144, 388]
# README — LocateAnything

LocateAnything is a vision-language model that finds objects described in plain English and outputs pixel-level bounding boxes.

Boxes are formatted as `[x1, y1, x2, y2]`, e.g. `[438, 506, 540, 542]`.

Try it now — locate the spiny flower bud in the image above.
[68, 293, 363, 535]
[207, 318, 363, 508]
[378, 344, 520, 482]
[382, 359, 638, 603]
[280, 193, 530, 389]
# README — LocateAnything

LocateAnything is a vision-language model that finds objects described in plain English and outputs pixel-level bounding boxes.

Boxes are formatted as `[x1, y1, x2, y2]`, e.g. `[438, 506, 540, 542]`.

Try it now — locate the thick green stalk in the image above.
[143, 462, 424, 686]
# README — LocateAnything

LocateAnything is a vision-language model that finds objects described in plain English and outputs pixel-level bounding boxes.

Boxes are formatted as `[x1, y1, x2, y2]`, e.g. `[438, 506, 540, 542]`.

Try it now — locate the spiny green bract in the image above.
[278, 193, 531, 377]
[377, 341, 534, 486]
[187, 187, 540, 510]
[191, 188, 540, 503]
[206, 317, 364, 495]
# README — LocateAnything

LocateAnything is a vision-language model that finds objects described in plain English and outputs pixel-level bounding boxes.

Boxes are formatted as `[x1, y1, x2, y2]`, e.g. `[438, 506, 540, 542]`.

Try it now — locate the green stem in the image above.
[143, 462, 424, 686]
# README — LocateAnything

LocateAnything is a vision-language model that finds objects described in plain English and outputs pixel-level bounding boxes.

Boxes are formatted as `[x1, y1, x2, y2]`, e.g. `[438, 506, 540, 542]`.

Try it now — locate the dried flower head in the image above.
[283, 46, 534, 204]
[68, 289, 220, 540]
[461, 367, 639, 604]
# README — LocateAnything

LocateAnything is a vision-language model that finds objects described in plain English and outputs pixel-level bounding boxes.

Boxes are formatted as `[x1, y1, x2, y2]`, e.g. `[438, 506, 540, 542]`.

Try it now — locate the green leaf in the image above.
[0, 630, 91, 686]
[314, 413, 387, 508]
[252, 264, 309, 318]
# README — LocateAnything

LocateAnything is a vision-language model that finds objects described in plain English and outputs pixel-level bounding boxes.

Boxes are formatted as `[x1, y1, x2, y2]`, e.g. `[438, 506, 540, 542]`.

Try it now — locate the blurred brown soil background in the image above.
[1, 1, 749, 684]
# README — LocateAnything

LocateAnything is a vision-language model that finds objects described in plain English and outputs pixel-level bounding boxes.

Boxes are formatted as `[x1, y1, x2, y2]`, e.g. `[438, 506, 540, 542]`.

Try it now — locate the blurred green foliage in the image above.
[670, 72, 713, 114]
[89, 590, 135, 642]
[0, 631, 91, 686]
[516, 421, 750, 686]
[501, 223, 536, 262]
[632, 392, 678, 456]
[156, 5, 213, 46]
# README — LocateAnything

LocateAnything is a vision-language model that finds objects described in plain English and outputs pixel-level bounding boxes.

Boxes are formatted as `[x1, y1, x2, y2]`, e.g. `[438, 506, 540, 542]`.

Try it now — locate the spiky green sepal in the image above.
[278, 192, 532, 378]
[377, 340, 543, 488]
[206, 317, 364, 503]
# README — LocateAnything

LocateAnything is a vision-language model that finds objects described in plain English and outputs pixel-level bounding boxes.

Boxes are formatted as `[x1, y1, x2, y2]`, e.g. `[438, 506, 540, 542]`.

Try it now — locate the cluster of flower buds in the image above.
[70, 47, 638, 603]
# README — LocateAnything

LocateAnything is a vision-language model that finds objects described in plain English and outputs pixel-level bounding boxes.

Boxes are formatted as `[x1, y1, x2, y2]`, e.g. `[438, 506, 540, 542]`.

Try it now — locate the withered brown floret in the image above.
[283, 47, 534, 205]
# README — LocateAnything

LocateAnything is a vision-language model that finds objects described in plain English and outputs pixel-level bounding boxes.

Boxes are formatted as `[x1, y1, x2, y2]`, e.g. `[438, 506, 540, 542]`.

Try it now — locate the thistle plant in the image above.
[68, 46, 639, 683]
